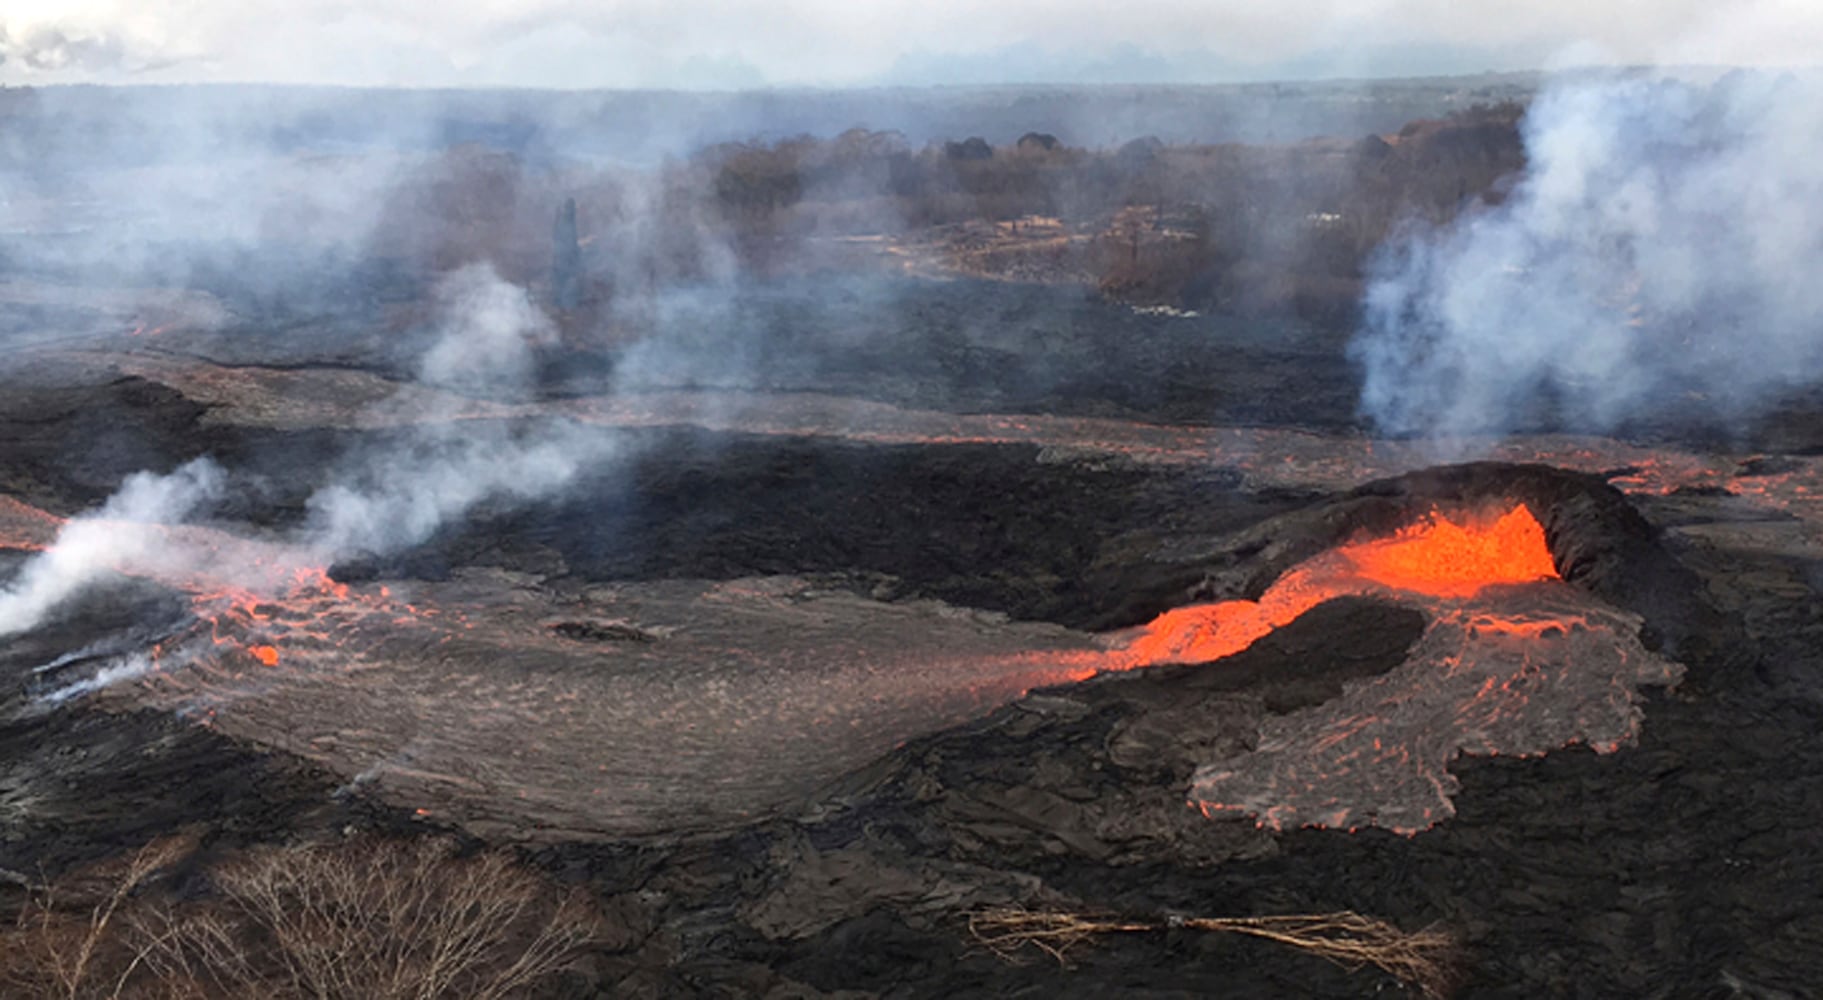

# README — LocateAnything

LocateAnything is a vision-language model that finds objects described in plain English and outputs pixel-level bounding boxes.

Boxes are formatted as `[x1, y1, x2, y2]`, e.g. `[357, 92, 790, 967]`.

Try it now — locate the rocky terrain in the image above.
[4, 75, 1822, 998]
[0, 270, 1820, 997]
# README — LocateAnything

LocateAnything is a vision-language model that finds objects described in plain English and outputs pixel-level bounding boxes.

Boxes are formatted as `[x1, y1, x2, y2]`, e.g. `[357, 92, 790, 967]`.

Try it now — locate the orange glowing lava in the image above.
[0, 496, 65, 551]
[248, 645, 280, 666]
[1122, 505, 1559, 667]
[1345, 504, 1557, 597]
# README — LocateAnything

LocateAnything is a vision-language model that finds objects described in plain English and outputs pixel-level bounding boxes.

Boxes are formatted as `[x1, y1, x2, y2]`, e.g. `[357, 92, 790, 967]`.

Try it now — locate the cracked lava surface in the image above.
[0, 349, 1771, 840]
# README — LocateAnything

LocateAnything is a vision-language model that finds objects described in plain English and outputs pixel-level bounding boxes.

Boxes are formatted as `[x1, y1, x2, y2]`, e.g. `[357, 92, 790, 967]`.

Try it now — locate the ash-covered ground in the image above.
[0, 269, 1820, 998]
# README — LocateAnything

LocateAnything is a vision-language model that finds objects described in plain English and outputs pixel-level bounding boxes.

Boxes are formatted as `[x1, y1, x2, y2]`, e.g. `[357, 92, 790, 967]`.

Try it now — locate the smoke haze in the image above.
[305, 264, 613, 559]
[0, 267, 615, 637]
[1352, 69, 1823, 440]
[0, 458, 223, 636]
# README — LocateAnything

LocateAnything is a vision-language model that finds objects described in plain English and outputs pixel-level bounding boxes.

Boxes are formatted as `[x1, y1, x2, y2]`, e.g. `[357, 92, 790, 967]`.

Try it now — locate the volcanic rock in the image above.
[0, 309, 1818, 997]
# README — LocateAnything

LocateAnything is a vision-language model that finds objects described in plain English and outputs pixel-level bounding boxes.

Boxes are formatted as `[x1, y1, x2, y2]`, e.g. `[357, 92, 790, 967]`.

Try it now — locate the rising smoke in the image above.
[0, 458, 223, 637]
[0, 266, 615, 639]
[416, 261, 559, 393]
[306, 263, 613, 559]
[1352, 69, 1823, 440]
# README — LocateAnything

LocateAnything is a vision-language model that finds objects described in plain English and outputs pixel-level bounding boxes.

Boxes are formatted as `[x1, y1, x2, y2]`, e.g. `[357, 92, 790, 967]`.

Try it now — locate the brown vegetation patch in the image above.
[1, 835, 600, 999]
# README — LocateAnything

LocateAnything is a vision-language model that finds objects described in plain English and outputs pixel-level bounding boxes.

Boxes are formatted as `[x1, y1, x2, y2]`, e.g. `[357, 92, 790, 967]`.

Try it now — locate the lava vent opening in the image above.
[1119, 503, 1561, 669]
[1107, 490, 1686, 835]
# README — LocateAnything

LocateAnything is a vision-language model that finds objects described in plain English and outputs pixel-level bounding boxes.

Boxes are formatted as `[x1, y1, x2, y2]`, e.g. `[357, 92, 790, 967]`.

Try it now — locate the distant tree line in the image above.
[362, 102, 1526, 330]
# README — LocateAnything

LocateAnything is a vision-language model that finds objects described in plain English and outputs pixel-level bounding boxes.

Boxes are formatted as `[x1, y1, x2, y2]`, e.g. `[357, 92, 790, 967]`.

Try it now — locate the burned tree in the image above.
[551, 196, 582, 311]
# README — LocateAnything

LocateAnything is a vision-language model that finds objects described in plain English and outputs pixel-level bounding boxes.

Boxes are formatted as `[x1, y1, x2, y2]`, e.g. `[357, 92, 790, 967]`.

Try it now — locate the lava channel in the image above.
[1100, 503, 1683, 834]
[1115, 504, 1561, 669]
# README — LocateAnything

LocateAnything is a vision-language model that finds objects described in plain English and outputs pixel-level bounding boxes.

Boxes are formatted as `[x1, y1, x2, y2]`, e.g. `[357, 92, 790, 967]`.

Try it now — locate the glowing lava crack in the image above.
[1110, 505, 1684, 834]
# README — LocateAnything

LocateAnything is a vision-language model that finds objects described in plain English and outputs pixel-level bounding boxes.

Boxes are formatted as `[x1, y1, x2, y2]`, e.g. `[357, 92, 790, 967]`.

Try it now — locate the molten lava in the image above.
[0, 496, 64, 551]
[1122, 505, 1558, 668]
[1097, 502, 1684, 836]
[1344, 505, 1557, 597]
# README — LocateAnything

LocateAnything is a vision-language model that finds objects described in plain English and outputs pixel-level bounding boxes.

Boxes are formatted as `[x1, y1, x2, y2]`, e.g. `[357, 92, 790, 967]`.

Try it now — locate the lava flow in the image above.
[1188, 591, 1682, 835]
[1095, 502, 1684, 835]
[0, 491, 426, 706]
[1118, 504, 1560, 669]
[0, 495, 63, 552]
[2, 486, 1679, 839]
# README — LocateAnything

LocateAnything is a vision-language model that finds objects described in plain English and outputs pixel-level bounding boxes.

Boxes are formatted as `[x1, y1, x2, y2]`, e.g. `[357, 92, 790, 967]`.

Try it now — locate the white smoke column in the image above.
[304, 264, 611, 558]
[303, 427, 604, 558]
[38, 650, 157, 705]
[1352, 70, 1823, 439]
[0, 458, 223, 636]
[0, 265, 621, 649]
[417, 262, 558, 393]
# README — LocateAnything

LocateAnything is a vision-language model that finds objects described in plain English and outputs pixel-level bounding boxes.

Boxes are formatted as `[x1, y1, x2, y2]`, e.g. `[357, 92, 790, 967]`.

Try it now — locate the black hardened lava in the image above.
[330, 431, 1309, 630]
[584, 462, 1809, 999]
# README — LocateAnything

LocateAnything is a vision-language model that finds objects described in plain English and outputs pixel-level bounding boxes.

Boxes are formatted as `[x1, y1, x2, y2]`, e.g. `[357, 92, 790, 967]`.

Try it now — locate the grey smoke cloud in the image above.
[0, 458, 224, 637]
[417, 263, 560, 393]
[1352, 69, 1823, 439]
[0, 268, 614, 640]
[303, 264, 611, 559]
[303, 422, 605, 559]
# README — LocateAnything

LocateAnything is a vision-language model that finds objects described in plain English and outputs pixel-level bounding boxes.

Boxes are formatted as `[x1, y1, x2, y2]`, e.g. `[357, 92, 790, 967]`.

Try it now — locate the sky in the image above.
[0, 0, 1819, 89]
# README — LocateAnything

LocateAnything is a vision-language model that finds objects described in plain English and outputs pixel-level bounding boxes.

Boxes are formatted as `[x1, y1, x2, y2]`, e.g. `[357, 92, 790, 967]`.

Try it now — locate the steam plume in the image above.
[0, 458, 224, 636]
[1352, 70, 1823, 439]
[304, 264, 611, 558]
[0, 267, 614, 642]
[417, 265, 559, 393]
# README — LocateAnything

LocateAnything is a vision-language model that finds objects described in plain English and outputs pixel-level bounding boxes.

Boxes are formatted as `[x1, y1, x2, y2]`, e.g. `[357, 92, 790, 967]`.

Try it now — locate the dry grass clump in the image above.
[0, 835, 601, 1000]
[969, 904, 1463, 999]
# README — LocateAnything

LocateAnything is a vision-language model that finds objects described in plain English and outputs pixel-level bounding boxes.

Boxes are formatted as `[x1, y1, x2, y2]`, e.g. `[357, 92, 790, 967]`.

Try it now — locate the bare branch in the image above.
[967, 904, 1464, 999]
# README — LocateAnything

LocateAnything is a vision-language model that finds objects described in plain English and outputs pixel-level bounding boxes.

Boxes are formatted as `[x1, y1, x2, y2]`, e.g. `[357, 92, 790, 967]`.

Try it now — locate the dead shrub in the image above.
[1, 836, 601, 1000]
[0, 836, 193, 1000]
[969, 904, 1463, 999]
